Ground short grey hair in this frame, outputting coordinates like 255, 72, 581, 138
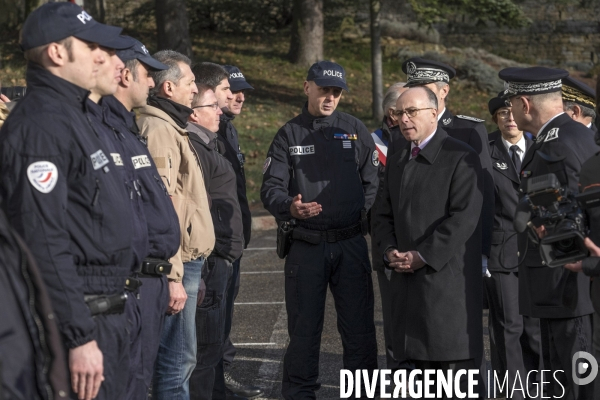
563, 101, 597, 120
382, 82, 406, 113
149, 50, 192, 96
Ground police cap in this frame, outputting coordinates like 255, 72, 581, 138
562, 76, 596, 109
402, 57, 456, 87
223, 65, 254, 92
488, 90, 511, 116
116, 37, 168, 71
498, 66, 568, 97
306, 61, 349, 92
21, 2, 130, 51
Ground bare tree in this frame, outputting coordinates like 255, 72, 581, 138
155, 0, 193, 59
288, 0, 323, 66
370, 0, 383, 121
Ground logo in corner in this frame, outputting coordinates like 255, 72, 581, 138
27, 161, 58, 193
262, 157, 272, 174
572, 351, 598, 386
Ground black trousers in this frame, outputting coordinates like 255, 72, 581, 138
281, 235, 378, 400
126, 275, 170, 400
213, 256, 241, 400
190, 255, 233, 400
77, 309, 129, 400
222, 257, 241, 370
484, 271, 542, 400
540, 315, 593, 400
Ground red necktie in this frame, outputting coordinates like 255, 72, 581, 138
411, 146, 421, 159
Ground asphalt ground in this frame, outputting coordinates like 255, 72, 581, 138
226, 228, 495, 400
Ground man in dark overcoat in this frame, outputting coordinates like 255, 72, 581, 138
374, 86, 484, 397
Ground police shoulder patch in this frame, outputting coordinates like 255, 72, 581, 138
544, 127, 559, 142
456, 115, 485, 123
262, 157, 272, 174
27, 161, 58, 193
372, 150, 380, 167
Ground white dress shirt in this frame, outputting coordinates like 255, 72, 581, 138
502, 135, 526, 162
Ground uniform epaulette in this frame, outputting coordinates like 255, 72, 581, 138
456, 115, 485, 123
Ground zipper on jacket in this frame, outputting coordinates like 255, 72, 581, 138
92, 179, 100, 206
154, 174, 169, 195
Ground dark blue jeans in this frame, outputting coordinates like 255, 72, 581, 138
153, 257, 204, 400
189, 255, 233, 400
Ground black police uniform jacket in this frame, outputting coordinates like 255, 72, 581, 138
102, 95, 181, 262
188, 122, 244, 262
488, 130, 533, 271
261, 105, 378, 230
518, 113, 600, 319
0, 209, 70, 400
218, 114, 252, 248
373, 128, 484, 361
579, 150, 600, 314
437, 109, 494, 257
0, 64, 134, 349
87, 99, 149, 269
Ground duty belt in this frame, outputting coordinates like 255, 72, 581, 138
292, 223, 362, 244
137, 257, 172, 277
84, 292, 127, 316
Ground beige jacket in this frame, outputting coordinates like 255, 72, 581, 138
137, 105, 215, 281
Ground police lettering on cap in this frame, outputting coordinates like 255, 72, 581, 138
498, 66, 569, 98
402, 57, 456, 87
306, 61, 350, 92
488, 90, 511, 116
115, 36, 168, 71
562, 76, 596, 110
222, 65, 254, 92
20, 2, 128, 50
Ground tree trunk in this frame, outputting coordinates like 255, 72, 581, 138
83, 0, 105, 22
288, 0, 323, 66
370, 0, 383, 121
596, 73, 600, 129
155, 0, 193, 60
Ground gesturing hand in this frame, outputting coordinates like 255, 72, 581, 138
290, 194, 322, 220
69, 340, 104, 400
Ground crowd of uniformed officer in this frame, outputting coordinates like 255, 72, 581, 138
2, 2, 600, 400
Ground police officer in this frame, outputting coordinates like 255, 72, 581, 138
261, 61, 378, 399
397, 57, 494, 265
562, 76, 598, 134
499, 66, 600, 399
0, 3, 135, 400
563, 130, 600, 396
484, 93, 540, 399
102, 38, 181, 399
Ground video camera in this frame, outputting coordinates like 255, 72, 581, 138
514, 168, 600, 268
0, 86, 27, 101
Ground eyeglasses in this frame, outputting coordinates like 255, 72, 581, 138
496, 109, 513, 119
193, 103, 219, 110
393, 108, 435, 118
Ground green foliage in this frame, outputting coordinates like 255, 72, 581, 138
408, 0, 531, 28
187, 0, 293, 33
